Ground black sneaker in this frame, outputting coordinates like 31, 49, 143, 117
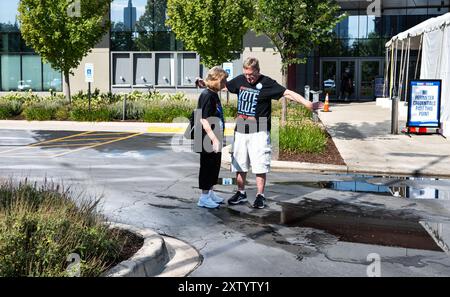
253, 194, 266, 209
228, 191, 247, 205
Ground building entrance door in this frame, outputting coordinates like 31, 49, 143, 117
320, 58, 384, 101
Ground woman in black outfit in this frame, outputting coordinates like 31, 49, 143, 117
197, 66, 228, 209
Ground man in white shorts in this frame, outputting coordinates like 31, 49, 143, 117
225, 57, 314, 209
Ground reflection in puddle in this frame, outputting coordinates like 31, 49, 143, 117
274, 175, 450, 200
282, 204, 444, 252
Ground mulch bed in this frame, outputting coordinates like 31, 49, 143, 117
278, 135, 346, 166
106, 228, 144, 270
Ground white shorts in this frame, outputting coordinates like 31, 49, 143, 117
231, 131, 272, 174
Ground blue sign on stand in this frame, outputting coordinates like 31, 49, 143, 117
374, 76, 386, 98
407, 80, 442, 128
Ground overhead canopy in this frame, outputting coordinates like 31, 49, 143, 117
385, 12, 450, 49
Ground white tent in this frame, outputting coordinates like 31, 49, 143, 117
385, 12, 450, 137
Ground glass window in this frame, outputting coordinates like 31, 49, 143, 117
0, 33, 20, 52
337, 15, 359, 39
111, 0, 148, 32
22, 55, 42, 91
1, 54, 20, 91
358, 38, 383, 57
43, 62, 62, 92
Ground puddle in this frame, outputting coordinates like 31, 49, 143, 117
283, 207, 443, 252
217, 178, 249, 186
218, 178, 237, 186
274, 174, 450, 200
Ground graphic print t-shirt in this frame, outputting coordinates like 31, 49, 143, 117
226, 74, 286, 133
197, 89, 225, 141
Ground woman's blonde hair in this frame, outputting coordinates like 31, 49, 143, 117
205, 66, 229, 92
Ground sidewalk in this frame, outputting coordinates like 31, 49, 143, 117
317, 101, 450, 177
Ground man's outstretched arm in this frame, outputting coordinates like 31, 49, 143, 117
283, 89, 312, 110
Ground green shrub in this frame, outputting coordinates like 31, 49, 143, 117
273, 101, 312, 121
142, 103, 192, 122
21, 97, 68, 121
69, 107, 113, 122
23, 105, 56, 121
55, 106, 70, 121
279, 121, 327, 154
223, 103, 238, 118
0, 180, 125, 277
0, 100, 23, 119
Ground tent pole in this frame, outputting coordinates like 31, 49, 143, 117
390, 44, 395, 99
414, 35, 423, 79
393, 41, 398, 97
404, 38, 411, 103
384, 47, 390, 98
398, 40, 405, 99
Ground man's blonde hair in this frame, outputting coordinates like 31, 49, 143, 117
205, 66, 229, 92
243, 57, 260, 72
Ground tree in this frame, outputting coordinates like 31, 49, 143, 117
166, 0, 253, 68
250, 0, 344, 123
18, 0, 111, 102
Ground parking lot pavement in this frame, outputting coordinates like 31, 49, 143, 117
0, 131, 143, 159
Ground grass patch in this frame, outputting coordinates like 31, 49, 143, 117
0, 180, 126, 277
279, 121, 328, 154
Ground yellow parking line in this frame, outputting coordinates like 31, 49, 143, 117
81, 132, 136, 137
35, 143, 103, 148
146, 127, 234, 136
51, 133, 143, 158
44, 137, 125, 142
0, 131, 93, 154
29, 131, 94, 146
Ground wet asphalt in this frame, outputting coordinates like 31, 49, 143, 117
1, 129, 450, 277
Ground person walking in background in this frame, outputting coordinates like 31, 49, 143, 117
340, 67, 354, 101
197, 67, 228, 209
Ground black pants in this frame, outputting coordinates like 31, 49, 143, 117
199, 152, 222, 190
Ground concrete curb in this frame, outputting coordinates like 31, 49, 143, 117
221, 145, 349, 174
103, 222, 202, 277
103, 222, 170, 277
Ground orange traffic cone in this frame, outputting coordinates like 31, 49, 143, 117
323, 93, 330, 112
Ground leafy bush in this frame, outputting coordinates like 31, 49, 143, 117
0, 180, 125, 277
55, 106, 70, 121
143, 102, 193, 122
69, 107, 114, 122
23, 104, 56, 121
279, 121, 328, 154
0, 99, 23, 119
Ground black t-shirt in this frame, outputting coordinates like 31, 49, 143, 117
197, 88, 225, 144
226, 74, 286, 133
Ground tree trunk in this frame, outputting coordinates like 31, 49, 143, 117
64, 71, 71, 104
281, 67, 288, 126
